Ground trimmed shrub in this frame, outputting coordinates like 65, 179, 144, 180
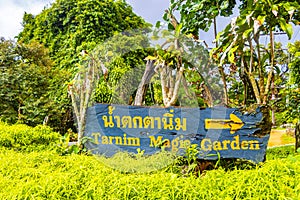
0, 149, 299, 199
0, 121, 60, 151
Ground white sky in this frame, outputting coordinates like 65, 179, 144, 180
0, 0, 298, 47
0, 0, 53, 40
0, 0, 170, 40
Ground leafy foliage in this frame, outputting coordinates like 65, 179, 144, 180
18, 0, 149, 69
15, 0, 150, 132
266, 145, 296, 160
0, 39, 53, 125
0, 123, 299, 199
141, 25, 222, 107
288, 41, 300, 87
277, 41, 300, 124
211, 0, 299, 106
166, 0, 236, 35
0, 121, 60, 151
90, 31, 153, 104
166, 0, 299, 108
0, 38, 74, 132
0, 145, 299, 199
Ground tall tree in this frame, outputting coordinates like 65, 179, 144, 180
165, 0, 237, 105
134, 24, 219, 107
18, 0, 149, 69
279, 41, 300, 124
212, 0, 300, 106
16, 0, 150, 132
167, 0, 300, 107
167, 0, 236, 38
0, 38, 55, 126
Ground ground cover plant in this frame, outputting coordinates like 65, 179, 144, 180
1, 0, 299, 198
0, 123, 299, 199
0, 121, 60, 152
0, 147, 299, 199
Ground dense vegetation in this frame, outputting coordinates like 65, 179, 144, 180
0, 121, 60, 151
0, 122, 299, 199
1, 0, 150, 133
0, 0, 299, 134
1, 149, 299, 199
0, 38, 73, 129
0, 1, 299, 198
18, 0, 148, 69
164, 0, 299, 124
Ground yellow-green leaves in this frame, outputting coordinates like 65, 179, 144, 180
0, 122, 60, 151
279, 18, 293, 39
272, 5, 278, 16
145, 55, 157, 61
0, 144, 299, 199
228, 46, 239, 63
243, 28, 252, 39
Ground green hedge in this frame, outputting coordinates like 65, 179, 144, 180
267, 145, 295, 160
0, 148, 299, 199
0, 123, 299, 199
0, 121, 60, 151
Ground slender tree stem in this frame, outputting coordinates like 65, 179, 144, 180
263, 29, 274, 104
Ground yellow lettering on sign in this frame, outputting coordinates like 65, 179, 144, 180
163, 139, 171, 148
115, 136, 122, 145
200, 136, 260, 151
92, 132, 101, 144
127, 137, 140, 146
231, 135, 240, 150
201, 139, 212, 151
213, 141, 223, 151
249, 140, 260, 150
109, 136, 114, 144
222, 140, 230, 150
241, 141, 248, 150
182, 140, 191, 149
149, 136, 163, 147
149, 135, 191, 152
102, 136, 108, 144
98, 133, 140, 147
171, 137, 179, 151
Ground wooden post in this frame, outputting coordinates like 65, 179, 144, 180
295, 122, 300, 152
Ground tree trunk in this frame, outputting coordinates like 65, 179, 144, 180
263, 29, 275, 104
254, 35, 265, 99
295, 122, 300, 152
68, 55, 101, 144
271, 109, 275, 126
248, 73, 261, 105
271, 79, 276, 125
165, 67, 184, 107
213, 17, 218, 48
133, 60, 156, 106
246, 39, 261, 105
218, 66, 229, 105
214, 17, 228, 105
202, 84, 213, 107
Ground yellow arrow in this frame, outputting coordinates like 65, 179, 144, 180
205, 114, 244, 134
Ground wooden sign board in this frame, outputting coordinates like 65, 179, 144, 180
84, 104, 270, 163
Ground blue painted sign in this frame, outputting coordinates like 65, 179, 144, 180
84, 104, 270, 163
